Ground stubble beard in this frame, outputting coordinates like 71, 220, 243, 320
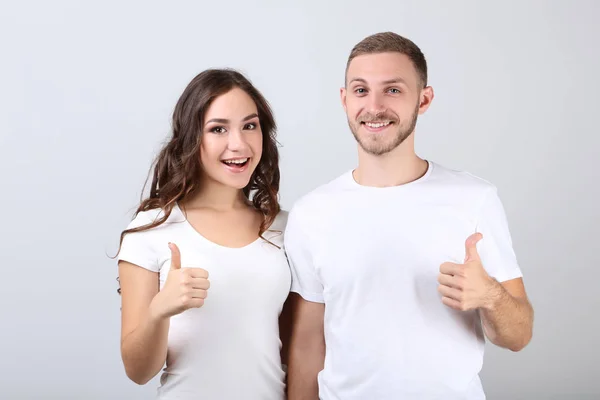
348, 102, 420, 156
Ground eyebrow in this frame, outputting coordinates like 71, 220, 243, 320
349, 77, 408, 86
205, 113, 258, 125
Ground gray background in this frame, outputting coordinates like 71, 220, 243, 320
1, 0, 598, 399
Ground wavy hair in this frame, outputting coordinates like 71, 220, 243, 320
115, 69, 280, 279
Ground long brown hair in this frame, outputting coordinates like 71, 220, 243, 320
117, 68, 281, 258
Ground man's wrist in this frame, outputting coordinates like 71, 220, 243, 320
480, 277, 503, 311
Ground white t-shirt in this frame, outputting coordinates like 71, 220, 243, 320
284, 161, 523, 400
117, 204, 291, 400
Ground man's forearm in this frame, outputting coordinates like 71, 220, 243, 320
480, 279, 534, 351
287, 345, 324, 400
286, 295, 326, 399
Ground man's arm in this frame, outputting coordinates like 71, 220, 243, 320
479, 277, 533, 351
287, 293, 325, 400
279, 294, 293, 367
438, 233, 534, 352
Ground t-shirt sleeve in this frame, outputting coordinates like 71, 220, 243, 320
284, 205, 324, 303
475, 187, 523, 282
117, 211, 160, 273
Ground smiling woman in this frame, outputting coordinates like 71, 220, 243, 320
113, 69, 292, 400
200, 91, 263, 187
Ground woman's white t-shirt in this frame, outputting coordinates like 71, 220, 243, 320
117, 204, 291, 400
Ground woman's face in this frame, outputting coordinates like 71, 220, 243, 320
199, 87, 263, 190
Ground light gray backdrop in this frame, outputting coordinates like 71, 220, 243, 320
1, 0, 598, 399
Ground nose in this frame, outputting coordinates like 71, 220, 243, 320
227, 128, 250, 152
366, 92, 385, 115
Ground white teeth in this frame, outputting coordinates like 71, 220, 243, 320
365, 122, 391, 128
223, 158, 248, 165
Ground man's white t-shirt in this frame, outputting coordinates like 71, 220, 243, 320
284, 161, 523, 400
117, 204, 291, 400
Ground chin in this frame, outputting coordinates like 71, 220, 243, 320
218, 176, 252, 190
206, 159, 259, 190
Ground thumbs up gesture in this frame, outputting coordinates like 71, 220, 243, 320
149, 242, 210, 320
437, 233, 495, 311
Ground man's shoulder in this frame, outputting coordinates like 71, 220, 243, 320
289, 170, 353, 216
428, 161, 498, 195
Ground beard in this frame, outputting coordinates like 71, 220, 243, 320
348, 102, 420, 156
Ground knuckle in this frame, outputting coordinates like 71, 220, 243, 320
181, 295, 191, 307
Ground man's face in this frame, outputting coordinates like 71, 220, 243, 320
341, 52, 433, 156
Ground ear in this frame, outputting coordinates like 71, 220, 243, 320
340, 86, 348, 112
418, 86, 434, 115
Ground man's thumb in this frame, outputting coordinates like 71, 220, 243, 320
464, 233, 483, 263
169, 242, 182, 270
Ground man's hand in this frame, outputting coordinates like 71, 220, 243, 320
437, 233, 498, 311
437, 232, 533, 351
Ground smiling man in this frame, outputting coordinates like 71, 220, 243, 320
284, 32, 534, 400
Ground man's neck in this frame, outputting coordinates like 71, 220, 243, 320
353, 136, 429, 188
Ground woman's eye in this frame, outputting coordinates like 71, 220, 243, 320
211, 126, 226, 134
244, 123, 257, 130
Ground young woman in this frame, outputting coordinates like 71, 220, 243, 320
116, 69, 292, 399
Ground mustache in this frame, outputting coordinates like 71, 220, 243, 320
358, 112, 397, 123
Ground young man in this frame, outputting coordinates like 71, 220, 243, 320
284, 32, 534, 400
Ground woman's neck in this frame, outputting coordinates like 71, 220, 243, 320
182, 180, 248, 212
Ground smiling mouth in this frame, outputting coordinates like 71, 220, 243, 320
361, 121, 394, 131
221, 157, 249, 170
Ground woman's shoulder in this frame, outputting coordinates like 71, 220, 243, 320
269, 209, 289, 232
257, 209, 288, 246
125, 205, 183, 231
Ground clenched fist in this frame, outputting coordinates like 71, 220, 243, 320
437, 233, 495, 312
149, 242, 210, 320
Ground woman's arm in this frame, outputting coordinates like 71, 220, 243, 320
118, 261, 170, 385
